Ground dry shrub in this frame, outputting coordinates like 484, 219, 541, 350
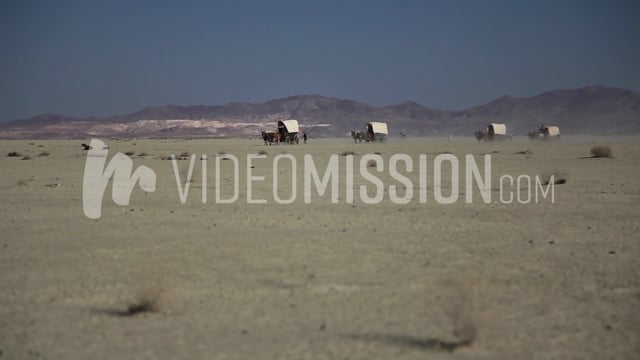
449, 282, 478, 345
590, 145, 612, 158
21, 155, 31, 160
159, 153, 189, 160
258, 150, 268, 155
169, 152, 191, 160
7, 151, 21, 157
341, 151, 355, 156
126, 270, 166, 316
124, 151, 135, 156
367, 159, 377, 167
547, 178, 566, 185
37, 151, 50, 157
444, 278, 492, 350
541, 169, 568, 185
17, 179, 27, 186
514, 150, 532, 155
216, 151, 233, 160
137, 152, 149, 157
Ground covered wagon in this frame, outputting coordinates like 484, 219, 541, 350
278, 119, 300, 144
528, 125, 560, 140
488, 123, 507, 138
542, 125, 560, 138
475, 123, 508, 141
366, 122, 389, 142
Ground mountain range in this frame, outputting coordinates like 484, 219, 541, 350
1, 85, 639, 139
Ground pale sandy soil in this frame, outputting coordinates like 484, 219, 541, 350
1, 136, 639, 359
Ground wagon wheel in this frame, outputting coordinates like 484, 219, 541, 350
294, 134, 299, 144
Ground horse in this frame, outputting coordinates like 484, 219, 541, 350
261, 131, 281, 145
528, 130, 544, 140
474, 131, 489, 142
350, 130, 365, 143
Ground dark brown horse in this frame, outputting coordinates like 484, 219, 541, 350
351, 131, 366, 143
528, 131, 543, 140
474, 131, 489, 142
261, 131, 281, 145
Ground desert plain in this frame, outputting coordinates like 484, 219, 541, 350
0, 136, 639, 359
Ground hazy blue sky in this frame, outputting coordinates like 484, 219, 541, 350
1, 0, 639, 121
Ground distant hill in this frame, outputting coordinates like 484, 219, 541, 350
447, 85, 640, 134
1, 85, 639, 139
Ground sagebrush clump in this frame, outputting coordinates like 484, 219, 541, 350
590, 145, 613, 158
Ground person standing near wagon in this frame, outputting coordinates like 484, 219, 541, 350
303, 132, 308, 144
